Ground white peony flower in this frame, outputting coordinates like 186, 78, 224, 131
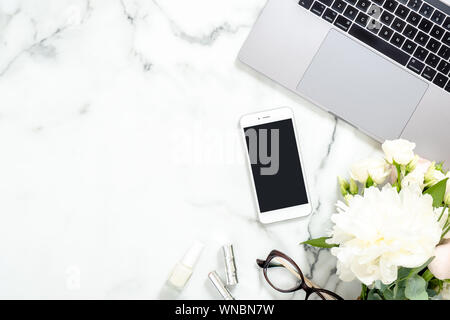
382, 139, 416, 165
401, 158, 432, 190
328, 185, 441, 286
350, 158, 391, 185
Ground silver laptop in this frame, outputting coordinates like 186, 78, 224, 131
239, 0, 450, 162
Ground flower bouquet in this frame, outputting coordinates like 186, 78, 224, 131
303, 139, 450, 300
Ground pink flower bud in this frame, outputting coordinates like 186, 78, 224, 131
429, 241, 450, 280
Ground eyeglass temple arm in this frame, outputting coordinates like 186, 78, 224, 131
272, 257, 337, 300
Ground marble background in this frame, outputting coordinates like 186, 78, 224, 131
0, 0, 387, 299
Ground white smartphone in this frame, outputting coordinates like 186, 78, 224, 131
240, 107, 312, 224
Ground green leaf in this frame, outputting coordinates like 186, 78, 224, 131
424, 178, 449, 208
398, 257, 434, 281
429, 278, 443, 293
405, 275, 428, 300
374, 280, 390, 293
394, 282, 407, 300
300, 237, 338, 248
367, 290, 383, 300
427, 289, 438, 298
383, 289, 394, 300
366, 176, 374, 188
397, 267, 411, 280
435, 162, 445, 174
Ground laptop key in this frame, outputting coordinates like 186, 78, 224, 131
348, 24, 410, 65
380, 25, 395, 40
425, 53, 440, 68
431, 11, 445, 25
442, 32, 450, 46
437, 60, 450, 75
426, 38, 441, 53
446, 82, 450, 93
407, 57, 425, 74
406, 11, 421, 26
367, 3, 383, 18
355, 11, 370, 26
414, 31, 429, 46
413, 46, 429, 61
433, 73, 448, 88
332, 0, 347, 13
418, 18, 433, 33
422, 66, 437, 81
372, 0, 384, 5
344, 0, 358, 5
430, 25, 445, 40
402, 39, 417, 54
383, 0, 398, 12
356, 0, 372, 12
407, 0, 422, 11
311, 2, 326, 16
323, 8, 338, 22
380, 11, 395, 25
392, 18, 406, 32
344, 5, 358, 20
318, 0, 333, 6
438, 45, 450, 60
403, 24, 417, 39
299, 0, 315, 9
395, 5, 410, 19
391, 32, 406, 47
444, 17, 450, 31
334, 15, 353, 31
367, 18, 382, 33
418, 3, 433, 18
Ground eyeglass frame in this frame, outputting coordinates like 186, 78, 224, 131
256, 249, 344, 300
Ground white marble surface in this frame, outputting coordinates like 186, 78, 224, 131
0, 0, 383, 299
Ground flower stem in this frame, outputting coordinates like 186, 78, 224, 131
360, 284, 368, 300
422, 269, 434, 282
442, 225, 450, 240
395, 163, 402, 192
438, 205, 448, 222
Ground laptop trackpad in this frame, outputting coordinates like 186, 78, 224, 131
296, 29, 428, 139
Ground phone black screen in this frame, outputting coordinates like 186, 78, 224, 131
244, 119, 308, 213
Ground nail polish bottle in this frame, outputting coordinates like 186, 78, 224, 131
167, 240, 204, 290
159, 241, 204, 299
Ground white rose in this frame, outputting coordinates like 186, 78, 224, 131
382, 139, 416, 165
401, 158, 432, 190
350, 158, 391, 185
424, 164, 446, 187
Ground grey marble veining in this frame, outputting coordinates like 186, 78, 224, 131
0, 0, 382, 299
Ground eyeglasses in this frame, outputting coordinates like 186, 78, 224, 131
256, 250, 344, 300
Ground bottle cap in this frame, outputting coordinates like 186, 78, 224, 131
223, 244, 238, 286
181, 241, 204, 268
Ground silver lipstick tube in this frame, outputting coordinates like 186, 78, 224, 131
222, 244, 238, 286
208, 271, 234, 300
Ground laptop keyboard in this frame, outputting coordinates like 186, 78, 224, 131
298, 0, 450, 93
